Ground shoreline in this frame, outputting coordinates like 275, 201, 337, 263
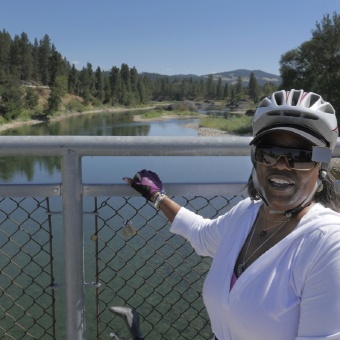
0, 107, 229, 137
0, 106, 156, 133
133, 114, 230, 137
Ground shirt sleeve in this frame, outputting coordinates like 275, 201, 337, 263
296, 226, 340, 339
169, 207, 222, 257
170, 198, 256, 258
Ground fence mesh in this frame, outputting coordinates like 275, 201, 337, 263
0, 197, 56, 340
92, 194, 245, 340
0, 193, 245, 340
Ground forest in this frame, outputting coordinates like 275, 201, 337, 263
0, 30, 277, 123
0, 12, 339, 124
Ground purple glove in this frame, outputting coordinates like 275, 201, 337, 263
126, 169, 164, 200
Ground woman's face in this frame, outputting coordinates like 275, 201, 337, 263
255, 131, 321, 212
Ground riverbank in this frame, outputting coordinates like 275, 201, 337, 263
0, 106, 157, 133
133, 114, 231, 136
0, 106, 231, 137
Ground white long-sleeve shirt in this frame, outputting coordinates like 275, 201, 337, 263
170, 198, 340, 340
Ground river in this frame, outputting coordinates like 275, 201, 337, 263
0, 110, 253, 184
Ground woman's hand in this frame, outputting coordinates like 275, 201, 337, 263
123, 169, 164, 201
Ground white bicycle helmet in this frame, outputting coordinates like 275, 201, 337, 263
250, 89, 338, 150
250, 89, 339, 216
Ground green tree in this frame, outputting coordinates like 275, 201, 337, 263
38, 34, 52, 85
103, 76, 111, 104
25, 87, 39, 109
120, 63, 132, 105
109, 66, 121, 104
235, 76, 243, 96
31, 38, 40, 82
78, 63, 95, 105
19, 32, 33, 81
49, 45, 68, 87
0, 73, 23, 120
10, 35, 22, 78
206, 74, 215, 98
46, 75, 67, 114
216, 77, 223, 99
248, 72, 259, 102
68, 64, 79, 94
0, 30, 12, 74
94, 66, 105, 102
279, 12, 340, 114
223, 82, 229, 99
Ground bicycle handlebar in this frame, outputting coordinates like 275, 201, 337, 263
109, 306, 144, 340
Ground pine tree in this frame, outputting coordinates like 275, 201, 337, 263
31, 38, 40, 83
94, 67, 105, 102
109, 66, 122, 105
223, 82, 229, 99
46, 74, 68, 114
216, 77, 223, 99
248, 72, 259, 103
49, 45, 67, 87
19, 32, 33, 81
25, 87, 39, 109
206, 74, 215, 98
103, 76, 111, 104
38, 34, 52, 85
0, 30, 12, 74
10, 35, 22, 78
68, 64, 79, 95
0, 73, 23, 120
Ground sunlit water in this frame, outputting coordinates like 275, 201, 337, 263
0, 111, 252, 184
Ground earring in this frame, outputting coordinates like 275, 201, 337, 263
317, 183, 324, 193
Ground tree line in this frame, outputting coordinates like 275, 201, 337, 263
0, 29, 278, 122
1, 11, 339, 123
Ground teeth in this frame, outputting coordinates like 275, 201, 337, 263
270, 178, 291, 184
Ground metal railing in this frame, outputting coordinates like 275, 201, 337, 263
0, 136, 339, 340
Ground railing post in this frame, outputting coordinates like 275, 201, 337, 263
61, 150, 85, 339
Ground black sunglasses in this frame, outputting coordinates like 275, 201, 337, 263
254, 145, 317, 171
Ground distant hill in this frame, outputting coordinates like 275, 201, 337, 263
202, 69, 281, 86
142, 69, 281, 86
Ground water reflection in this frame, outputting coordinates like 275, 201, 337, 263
0, 111, 201, 183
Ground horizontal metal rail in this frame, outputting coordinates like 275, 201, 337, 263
0, 135, 339, 340
0, 136, 339, 157
0, 135, 253, 156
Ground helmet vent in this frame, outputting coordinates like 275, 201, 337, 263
283, 111, 300, 117
291, 90, 302, 106
302, 113, 318, 120
308, 94, 320, 107
274, 92, 284, 105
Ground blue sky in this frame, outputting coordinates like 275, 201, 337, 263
1, 0, 339, 76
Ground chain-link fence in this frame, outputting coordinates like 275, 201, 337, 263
0, 193, 245, 340
0, 135, 269, 339
0, 197, 57, 339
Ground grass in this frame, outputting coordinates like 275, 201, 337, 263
199, 115, 253, 135
140, 109, 199, 119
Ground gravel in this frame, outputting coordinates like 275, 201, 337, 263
182, 122, 232, 137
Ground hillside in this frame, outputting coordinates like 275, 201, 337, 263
142, 69, 281, 86
202, 69, 281, 86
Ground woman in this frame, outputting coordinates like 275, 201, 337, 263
124, 90, 340, 339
